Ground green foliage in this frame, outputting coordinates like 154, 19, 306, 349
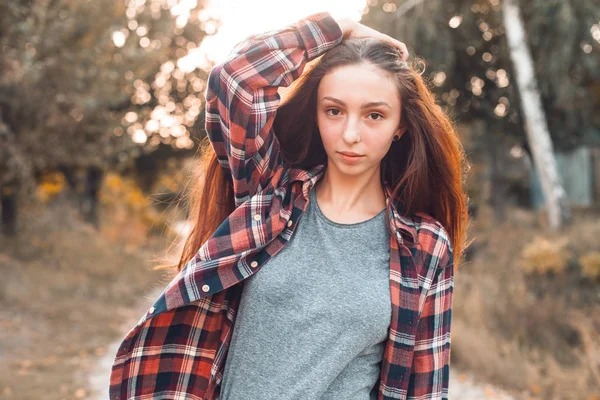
520, 0, 600, 150
362, 0, 600, 151
0, 0, 215, 182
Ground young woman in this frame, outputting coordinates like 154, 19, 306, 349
110, 12, 469, 400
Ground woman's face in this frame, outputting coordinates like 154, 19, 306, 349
316, 62, 404, 179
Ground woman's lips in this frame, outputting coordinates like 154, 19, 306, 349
338, 152, 364, 163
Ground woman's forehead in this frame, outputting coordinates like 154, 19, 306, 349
317, 64, 400, 105
323, 62, 393, 80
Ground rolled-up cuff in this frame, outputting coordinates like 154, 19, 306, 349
296, 12, 344, 60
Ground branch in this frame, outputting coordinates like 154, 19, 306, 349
395, 0, 428, 19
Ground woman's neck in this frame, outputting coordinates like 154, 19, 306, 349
314, 165, 386, 222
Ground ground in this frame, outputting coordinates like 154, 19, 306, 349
0, 203, 175, 400
450, 206, 600, 400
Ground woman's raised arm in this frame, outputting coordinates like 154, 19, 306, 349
204, 12, 343, 207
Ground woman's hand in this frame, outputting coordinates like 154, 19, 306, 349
336, 18, 409, 61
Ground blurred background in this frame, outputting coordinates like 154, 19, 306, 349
1, 0, 599, 399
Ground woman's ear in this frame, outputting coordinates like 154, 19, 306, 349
395, 123, 408, 138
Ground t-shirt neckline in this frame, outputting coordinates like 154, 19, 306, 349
309, 185, 386, 229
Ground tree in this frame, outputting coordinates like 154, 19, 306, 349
503, 0, 570, 228
363, 0, 600, 149
0, 0, 218, 233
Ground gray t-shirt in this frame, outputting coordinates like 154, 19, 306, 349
219, 184, 392, 400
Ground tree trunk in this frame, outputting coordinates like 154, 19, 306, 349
82, 166, 103, 228
503, 0, 571, 229
490, 136, 507, 222
1, 183, 18, 236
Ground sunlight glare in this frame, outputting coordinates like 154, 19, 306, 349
195, 0, 367, 66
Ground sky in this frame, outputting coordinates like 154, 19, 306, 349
197, 0, 368, 64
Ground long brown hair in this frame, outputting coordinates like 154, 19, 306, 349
173, 37, 470, 273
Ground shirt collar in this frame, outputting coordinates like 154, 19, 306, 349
382, 183, 418, 245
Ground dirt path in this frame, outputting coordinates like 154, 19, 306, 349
87, 221, 189, 399
88, 287, 163, 399
0, 206, 177, 400
449, 371, 516, 399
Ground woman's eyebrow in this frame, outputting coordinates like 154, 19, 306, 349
322, 96, 392, 109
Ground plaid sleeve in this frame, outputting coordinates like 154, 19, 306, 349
406, 243, 454, 400
204, 12, 343, 206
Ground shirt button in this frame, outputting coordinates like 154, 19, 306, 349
287, 220, 293, 227
148, 307, 155, 314
253, 214, 261, 221
250, 261, 258, 268
201, 284, 210, 292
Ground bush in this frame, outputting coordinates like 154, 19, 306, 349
36, 171, 66, 203
520, 236, 573, 275
578, 252, 600, 281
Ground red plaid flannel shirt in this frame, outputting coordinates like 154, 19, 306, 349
110, 12, 454, 400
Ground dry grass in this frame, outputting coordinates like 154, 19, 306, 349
579, 252, 600, 281
520, 236, 572, 275
0, 203, 173, 400
452, 205, 600, 400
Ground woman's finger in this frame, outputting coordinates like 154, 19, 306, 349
376, 31, 409, 59
352, 23, 410, 60
396, 41, 409, 60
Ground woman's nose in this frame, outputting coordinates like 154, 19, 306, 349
342, 119, 361, 143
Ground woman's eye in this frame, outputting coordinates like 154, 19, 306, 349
326, 109, 384, 120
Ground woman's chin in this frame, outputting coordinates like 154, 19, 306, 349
328, 158, 376, 178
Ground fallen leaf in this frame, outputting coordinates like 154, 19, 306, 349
529, 384, 542, 395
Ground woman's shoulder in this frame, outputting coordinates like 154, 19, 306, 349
391, 205, 449, 242
408, 211, 453, 269
413, 211, 450, 239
